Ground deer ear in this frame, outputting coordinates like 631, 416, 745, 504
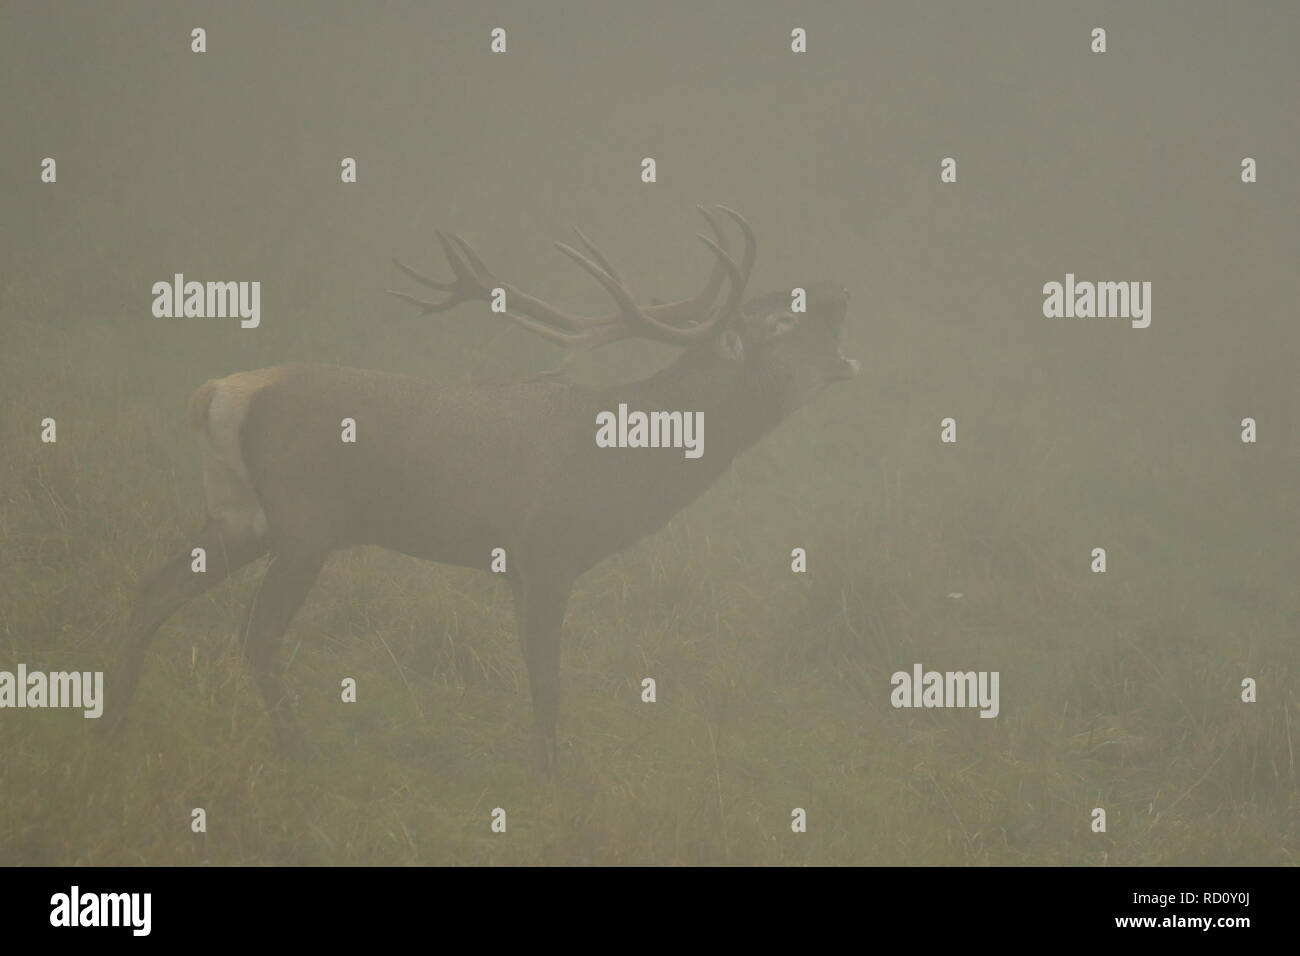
716, 329, 745, 363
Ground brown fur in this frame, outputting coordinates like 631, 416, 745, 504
110, 227, 856, 775
188, 366, 289, 432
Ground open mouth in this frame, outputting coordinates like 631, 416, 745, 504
835, 345, 861, 379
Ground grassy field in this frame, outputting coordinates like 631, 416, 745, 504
1, 301, 1295, 865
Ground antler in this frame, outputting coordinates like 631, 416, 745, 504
387, 205, 756, 372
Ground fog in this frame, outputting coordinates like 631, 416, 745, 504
1, 1, 1296, 865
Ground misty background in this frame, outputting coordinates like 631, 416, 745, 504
1, 1, 1296, 864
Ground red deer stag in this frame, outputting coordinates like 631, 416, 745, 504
105, 206, 859, 772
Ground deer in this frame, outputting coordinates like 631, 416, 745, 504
103, 205, 860, 773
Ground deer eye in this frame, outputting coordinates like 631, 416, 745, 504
765, 311, 799, 337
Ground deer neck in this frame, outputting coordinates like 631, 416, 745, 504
594, 347, 786, 483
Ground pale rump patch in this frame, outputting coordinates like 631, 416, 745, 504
189, 368, 287, 540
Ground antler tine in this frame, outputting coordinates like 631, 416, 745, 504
386, 232, 486, 313
500, 309, 591, 345
552, 241, 640, 314
570, 226, 624, 285
443, 233, 637, 355
693, 232, 745, 330
553, 239, 689, 344
390, 205, 757, 362
445, 233, 495, 280
391, 230, 616, 337
636, 205, 731, 326
385, 288, 453, 314
390, 258, 453, 293
449, 232, 615, 334
713, 205, 756, 292
695, 204, 727, 258
555, 233, 740, 345
568, 211, 735, 327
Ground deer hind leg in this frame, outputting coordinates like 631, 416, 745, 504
106, 379, 278, 734
240, 550, 325, 755
511, 570, 574, 777
103, 519, 266, 734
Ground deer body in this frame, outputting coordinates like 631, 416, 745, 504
213, 355, 779, 572
107, 207, 857, 771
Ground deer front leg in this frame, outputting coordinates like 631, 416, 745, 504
511, 569, 574, 777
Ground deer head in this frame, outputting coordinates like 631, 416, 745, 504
386, 205, 859, 412
720, 278, 860, 415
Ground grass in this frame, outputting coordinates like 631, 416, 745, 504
1, 301, 1295, 866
